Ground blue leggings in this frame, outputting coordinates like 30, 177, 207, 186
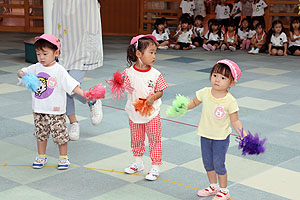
66, 70, 87, 116
201, 135, 230, 175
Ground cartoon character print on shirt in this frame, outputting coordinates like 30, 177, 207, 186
147, 79, 155, 95
280, 38, 283, 46
256, 4, 261, 12
34, 72, 55, 99
224, 8, 229, 15
214, 106, 226, 119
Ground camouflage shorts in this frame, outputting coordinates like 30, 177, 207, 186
33, 113, 69, 145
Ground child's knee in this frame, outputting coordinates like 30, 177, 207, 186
213, 161, 227, 175
277, 50, 283, 56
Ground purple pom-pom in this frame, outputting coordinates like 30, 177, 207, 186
236, 130, 266, 156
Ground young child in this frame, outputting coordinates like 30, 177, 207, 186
249, 18, 259, 39
17, 34, 86, 170
203, 19, 224, 51
221, 21, 238, 51
180, 0, 195, 17
288, 17, 300, 56
215, 0, 230, 29
174, 17, 194, 50
192, 15, 204, 47
230, 0, 242, 29
152, 18, 169, 50
248, 22, 266, 54
187, 59, 246, 200
161, 17, 171, 37
238, 18, 251, 49
124, 35, 168, 180
252, 0, 267, 28
267, 20, 288, 56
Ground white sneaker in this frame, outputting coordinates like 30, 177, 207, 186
90, 100, 103, 126
252, 48, 259, 54
145, 168, 160, 181
190, 44, 196, 49
169, 44, 175, 48
57, 157, 70, 170
69, 122, 80, 141
158, 46, 168, 50
248, 48, 255, 54
32, 157, 47, 169
124, 162, 144, 174
220, 44, 226, 51
229, 46, 236, 51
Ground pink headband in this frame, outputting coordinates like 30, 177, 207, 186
217, 59, 241, 82
130, 34, 157, 49
35, 34, 61, 50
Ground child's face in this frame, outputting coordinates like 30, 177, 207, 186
138, 43, 157, 67
228, 26, 234, 32
212, 24, 218, 31
181, 22, 188, 29
273, 23, 282, 33
35, 47, 58, 67
242, 20, 248, 29
157, 24, 165, 31
211, 72, 233, 91
252, 20, 259, 29
194, 19, 202, 27
256, 26, 263, 34
292, 21, 300, 30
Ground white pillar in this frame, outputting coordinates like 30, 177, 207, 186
43, 0, 54, 34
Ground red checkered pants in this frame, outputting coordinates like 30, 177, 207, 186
129, 113, 162, 165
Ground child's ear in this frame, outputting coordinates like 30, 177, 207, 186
54, 49, 60, 57
136, 50, 142, 58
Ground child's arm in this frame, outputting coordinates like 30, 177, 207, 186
230, 112, 247, 137
289, 31, 298, 42
283, 43, 288, 56
233, 34, 238, 45
187, 97, 201, 110
268, 43, 272, 55
224, 34, 229, 46
146, 91, 163, 106
250, 36, 256, 46
72, 85, 85, 97
17, 70, 24, 78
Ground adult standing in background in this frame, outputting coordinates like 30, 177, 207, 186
52, 0, 103, 141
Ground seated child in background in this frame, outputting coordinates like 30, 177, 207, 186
288, 17, 300, 56
203, 19, 224, 51
267, 20, 287, 56
161, 17, 170, 37
152, 18, 169, 50
248, 22, 266, 54
238, 18, 251, 49
192, 15, 204, 47
249, 19, 259, 39
174, 17, 194, 50
221, 21, 238, 51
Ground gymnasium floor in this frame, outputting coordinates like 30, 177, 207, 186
0, 32, 299, 200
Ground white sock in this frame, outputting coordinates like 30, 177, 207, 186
210, 183, 219, 190
134, 157, 143, 165
220, 187, 229, 194
152, 165, 160, 171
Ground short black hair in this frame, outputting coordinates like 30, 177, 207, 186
195, 15, 204, 21
34, 39, 58, 51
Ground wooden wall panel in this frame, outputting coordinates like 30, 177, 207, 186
100, 0, 139, 36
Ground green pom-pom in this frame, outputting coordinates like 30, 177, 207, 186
166, 94, 189, 117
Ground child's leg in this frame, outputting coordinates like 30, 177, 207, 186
271, 48, 278, 56
129, 119, 146, 157
50, 114, 69, 148
174, 44, 181, 50
160, 41, 169, 46
294, 49, 300, 56
145, 114, 162, 166
242, 40, 246, 49
37, 140, 48, 155
277, 49, 283, 56
218, 173, 228, 188
246, 39, 251, 49
34, 113, 50, 155
58, 143, 68, 156
201, 137, 216, 183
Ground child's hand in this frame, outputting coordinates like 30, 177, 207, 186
284, 52, 287, 56
145, 94, 155, 106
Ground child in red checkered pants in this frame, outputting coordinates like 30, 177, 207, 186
123, 35, 168, 181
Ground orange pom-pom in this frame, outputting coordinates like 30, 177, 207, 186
134, 98, 154, 117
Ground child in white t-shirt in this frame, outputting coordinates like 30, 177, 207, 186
230, 0, 242, 28
252, 0, 267, 27
221, 21, 238, 51
124, 35, 168, 181
152, 18, 169, 50
203, 19, 224, 51
238, 18, 251, 49
17, 34, 87, 170
267, 20, 287, 56
248, 22, 266, 54
288, 17, 300, 56
180, 0, 195, 17
174, 17, 194, 50
215, 0, 230, 29
192, 15, 204, 47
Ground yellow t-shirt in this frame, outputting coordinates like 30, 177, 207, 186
196, 87, 239, 140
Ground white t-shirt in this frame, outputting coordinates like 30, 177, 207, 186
152, 30, 169, 42
176, 29, 193, 43
289, 32, 300, 47
271, 32, 287, 47
238, 28, 250, 40
180, 0, 195, 16
252, 0, 267, 17
193, 26, 204, 38
124, 66, 168, 123
249, 30, 256, 38
165, 27, 171, 36
226, 31, 236, 43
204, 31, 224, 42
215, 4, 230, 19
231, 2, 242, 18
22, 63, 79, 114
